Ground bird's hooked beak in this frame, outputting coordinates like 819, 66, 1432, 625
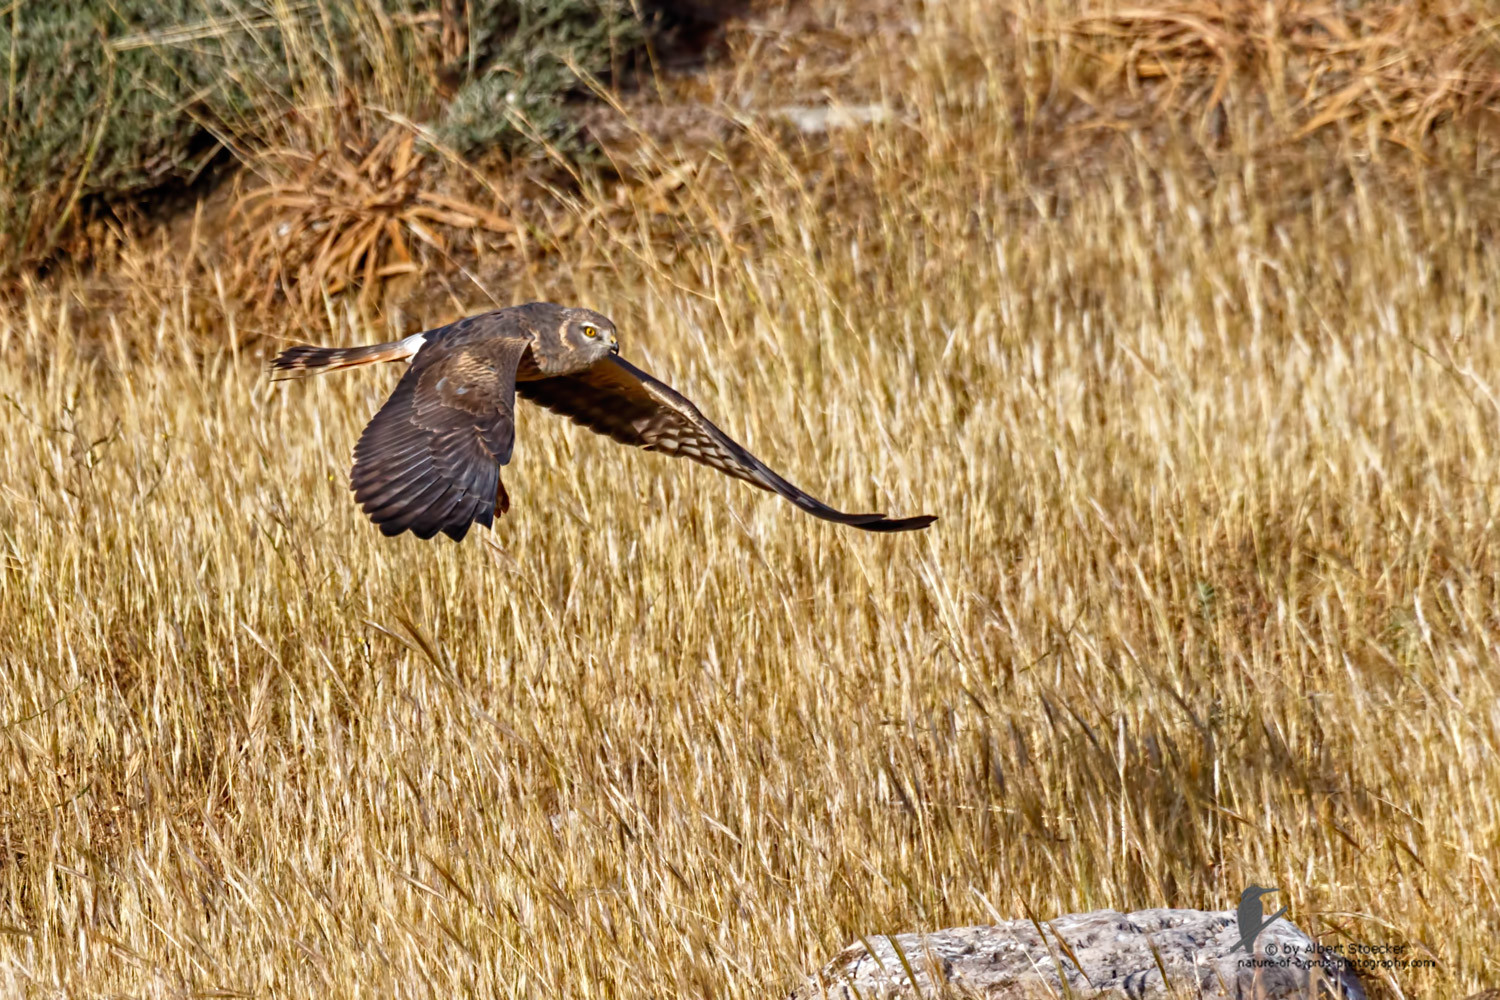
608, 335, 619, 354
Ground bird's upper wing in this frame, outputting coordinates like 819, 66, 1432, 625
516, 356, 935, 532
351, 334, 530, 541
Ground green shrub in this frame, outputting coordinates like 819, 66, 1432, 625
1, 0, 223, 267
438, 0, 645, 156
0, 0, 652, 274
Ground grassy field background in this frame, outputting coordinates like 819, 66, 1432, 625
3, 0, 1499, 996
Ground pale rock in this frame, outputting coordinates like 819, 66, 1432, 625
799, 908, 1366, 999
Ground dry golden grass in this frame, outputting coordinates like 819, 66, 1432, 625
3, 1, 1500, 997
1052, 0, 1500, 143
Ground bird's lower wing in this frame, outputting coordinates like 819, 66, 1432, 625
516, 356, 935, 532
351, 336, 529, 541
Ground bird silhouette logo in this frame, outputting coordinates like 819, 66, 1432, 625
1231, 885, 1289, 953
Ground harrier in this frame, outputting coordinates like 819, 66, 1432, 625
270, 303, 935, 541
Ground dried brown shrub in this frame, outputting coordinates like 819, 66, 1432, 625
230, 123, 517, 314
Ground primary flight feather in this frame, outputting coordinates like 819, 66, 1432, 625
270, 303, 936, 541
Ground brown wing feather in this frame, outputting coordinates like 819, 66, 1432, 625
351, 335, 530, 541
516, 356, 936, 532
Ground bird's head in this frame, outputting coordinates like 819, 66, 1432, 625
1241, 885, 1278, 903
561, 306, 618, 360
527, 303, 620, 374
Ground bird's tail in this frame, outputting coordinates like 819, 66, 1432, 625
269, 333, 426, 381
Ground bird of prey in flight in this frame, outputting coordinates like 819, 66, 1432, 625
270, 302, 936, 541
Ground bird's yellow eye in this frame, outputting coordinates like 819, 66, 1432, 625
582, 324, 598, 338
